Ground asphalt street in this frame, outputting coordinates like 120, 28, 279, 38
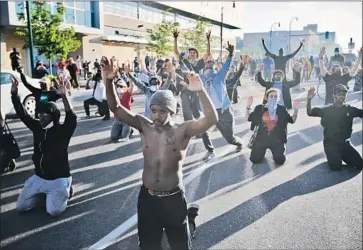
1, 76, 362, 250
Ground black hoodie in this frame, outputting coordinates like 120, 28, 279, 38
11, 94, 77, 180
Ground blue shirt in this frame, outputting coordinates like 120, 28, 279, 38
263, 57, 274, 71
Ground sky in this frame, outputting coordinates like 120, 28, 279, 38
239, 2, 362, 51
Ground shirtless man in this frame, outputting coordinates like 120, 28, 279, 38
103, 57, 218, 250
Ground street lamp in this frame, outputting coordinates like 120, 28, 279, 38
269, 22, 280, 50
25, 1, 35, 76
288, 17, 298, 53
220, 2, 236, 58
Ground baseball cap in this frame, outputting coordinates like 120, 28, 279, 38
333, 84, 348, 93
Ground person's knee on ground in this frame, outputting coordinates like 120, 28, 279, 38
46, 189, 69, 217
328, 163, 342, 171
273, 154, 286, 165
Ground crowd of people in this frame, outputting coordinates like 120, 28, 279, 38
1, 29, 363, 250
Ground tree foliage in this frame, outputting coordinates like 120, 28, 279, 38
183, 17, 211, 53
16, 1, 81, 60
146, 9, 179, 56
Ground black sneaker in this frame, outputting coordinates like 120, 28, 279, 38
187, 204, 199, 240
8, 159, 17, 172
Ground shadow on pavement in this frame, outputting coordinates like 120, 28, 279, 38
192, 162, 361, 249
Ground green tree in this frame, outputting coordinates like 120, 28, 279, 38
183, 17, 211, 53
146, 9, 179, 56
16, 1, 81, 61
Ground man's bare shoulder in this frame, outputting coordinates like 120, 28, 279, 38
135, 114, 153, 131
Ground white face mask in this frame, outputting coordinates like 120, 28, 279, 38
267, 96, 278, 120
44, 122, 54, 129
150, 86, 157, 92
116, 88, 123, 95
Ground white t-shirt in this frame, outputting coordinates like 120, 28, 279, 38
93, 81, 106, 102
58, 69, 71, 81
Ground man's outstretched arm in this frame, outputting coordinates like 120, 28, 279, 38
261, 38, 276, 58
286, 42, 303, 59
103, 57, 143, 131
183, 74, 218, 137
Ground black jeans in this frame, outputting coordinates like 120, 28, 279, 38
324, 140, 363, 171
202, 106, 243, 152
250, 135, 286, 165
84, 98, 110, 118
70, 74, 79, 88
227, 87, 239, 104
137, 185, 191, 250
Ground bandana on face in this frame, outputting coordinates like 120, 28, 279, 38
150, 85, 158, 92
267, 95, 278, 120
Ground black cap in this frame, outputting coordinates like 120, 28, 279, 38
333, 84, 348, 93
334, 47, 339, 52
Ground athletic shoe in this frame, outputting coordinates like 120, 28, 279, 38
8, 159, 17, 172
236, 144, 243, 152
202, 151, 216, 162
188, 204, 199, 240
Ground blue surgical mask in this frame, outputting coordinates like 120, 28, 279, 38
274, 80, 282, 84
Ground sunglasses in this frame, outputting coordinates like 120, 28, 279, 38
149, 80, 159, 86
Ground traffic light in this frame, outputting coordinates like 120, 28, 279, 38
325, 31, 329, 40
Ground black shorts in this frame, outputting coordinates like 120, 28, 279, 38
137, 185, 191, 250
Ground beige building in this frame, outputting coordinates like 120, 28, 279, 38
1, 1, 242, 76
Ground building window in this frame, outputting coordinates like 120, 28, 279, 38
103, 2, 137, 19
76, 10, 86, 26
15, 1, 24, 17
64, 7, 75, 24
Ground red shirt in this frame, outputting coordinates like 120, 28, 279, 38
114, 91, 132, 119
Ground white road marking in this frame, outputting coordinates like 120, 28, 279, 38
87, 145, 238, 250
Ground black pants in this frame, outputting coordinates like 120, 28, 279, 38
84, 98, 110, 118
137, 185, 191, 250
227, 87, 239, 104
324, 140, 363, 171
70, 74, 79, 88
250, 136, 286, 165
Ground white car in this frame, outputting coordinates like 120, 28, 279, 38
1, 70, 40, 118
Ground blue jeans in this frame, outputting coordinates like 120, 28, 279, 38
110, 120, 131, 142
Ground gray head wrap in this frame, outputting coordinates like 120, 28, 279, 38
149, 90, 177, 115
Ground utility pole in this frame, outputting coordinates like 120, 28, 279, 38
26, 1, 35, 76
220, 6, 223, 59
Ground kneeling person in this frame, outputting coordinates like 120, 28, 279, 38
11, 77, 77, 216
307, 85, 363, 171
246, 88, 300, 164
103, 57, 218, 249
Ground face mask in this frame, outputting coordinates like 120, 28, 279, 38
267, 98, 278, 120
150, 85, 157, 92
44, 122, 54, 129
335, 52, 339, 56
274, 80, 282, 84
116, 88, 123, 95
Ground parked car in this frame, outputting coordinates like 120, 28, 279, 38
1, 70, 40, 118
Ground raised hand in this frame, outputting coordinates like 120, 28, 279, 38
261, 38, 265, 43
172, 29, 179, 39
180, 72, 204, 92
102, 56, 118, 81
240, 55, 250, 66
226, 41, 234, 55
293, 99, 301, 110
246, 96, 253, 108
56, 81, 67, 97
10, 76, 19, 95
206, 30, 211, 41
319, 46, 326, 58
307, 87, 316, 100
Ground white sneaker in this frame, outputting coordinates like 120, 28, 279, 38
202, 151, 216, 162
